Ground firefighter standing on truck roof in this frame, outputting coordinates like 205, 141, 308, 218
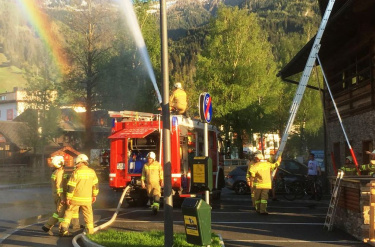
341, 156, 357, 175
141, 152, 163, 214
42, 156, 66, 235
169, 82, 187, 115
249, 153, 281, 215
59, 154, 99, 236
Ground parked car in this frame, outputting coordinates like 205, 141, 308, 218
225, 159, 308, 195
225, 165, 249, 195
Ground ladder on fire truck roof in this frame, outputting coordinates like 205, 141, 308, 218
109, 110, 159, 121
275, 0, 336, 160
324, 170, 344, 231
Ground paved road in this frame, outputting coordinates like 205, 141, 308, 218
0, 184, 369, 247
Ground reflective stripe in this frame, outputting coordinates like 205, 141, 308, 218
57, 188, 63, 193
261, 200, 268, 204
58, 218, 64, 222
51, 174, 56, 180
71, 196, 92, 203
67, 192, 73, 199
53, 213, 59, 219
256, 183, 271, 189
171, 174, 181, 178
109, 173, 116, 178
62, 218, 71, 224
86, 223, 94, 229
72, 213, 79, 218
93, 189, 99, 196
68, 181, 77, 187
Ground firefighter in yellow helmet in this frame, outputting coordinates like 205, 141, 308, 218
141, 152, 163, 214
169, 82, 187, 115
341, 156, 357, 175
59, 154, 99, 236
42, 156, 65, 235
249, 153, 281, 215
246, 154, 262, 207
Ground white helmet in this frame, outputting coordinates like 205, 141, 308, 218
174, 82, 182, 89
147, 152, 156, 160
52, 156, 64, 168
75, 154, 89, 165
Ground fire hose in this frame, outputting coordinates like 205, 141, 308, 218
72, 184, 131, 247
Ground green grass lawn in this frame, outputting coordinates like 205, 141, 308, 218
0, 66, 27, 92
87, 229, 222, 247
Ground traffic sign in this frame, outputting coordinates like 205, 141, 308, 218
199, 93, 212, 123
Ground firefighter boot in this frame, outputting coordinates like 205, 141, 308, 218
42, 226, 54, 236
152, 202, 159, 215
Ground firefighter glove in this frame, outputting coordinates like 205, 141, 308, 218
92, 197, 96, 203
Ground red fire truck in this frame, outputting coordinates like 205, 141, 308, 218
108, 110, 225, 206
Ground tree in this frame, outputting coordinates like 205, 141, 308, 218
195, 5, 282, 157
60, 0, 116, 150
97, 1, 162, 113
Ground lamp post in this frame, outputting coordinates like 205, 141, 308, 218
160, 0, 173, 246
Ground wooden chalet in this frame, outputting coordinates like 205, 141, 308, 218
278, 0, 375, 171
47, 146, 81, 168
0, 121, 31, 162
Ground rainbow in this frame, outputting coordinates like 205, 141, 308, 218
16, 0, 69, 74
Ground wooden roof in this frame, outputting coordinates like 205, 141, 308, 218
0, 121, 30, 149
278, 0, 375, 79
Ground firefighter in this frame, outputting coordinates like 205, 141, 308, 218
246, 154, 260, 207
59, 154, 99, 236
169, 82, 187, 115
249, 153, 281, 215
141, 151, 163, 214
360, 150, 375, 176
42, 156, 66, 235
341, 156, 357, 175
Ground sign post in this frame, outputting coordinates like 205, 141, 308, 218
199, 93, 212, 204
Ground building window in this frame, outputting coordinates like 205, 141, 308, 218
363, 140, 373, 164
5, 144, 10, 151
6, 109, 13, 120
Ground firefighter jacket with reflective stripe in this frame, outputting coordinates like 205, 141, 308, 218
141, 160, 163, 183
360, 163, 375, 176
66, 164, 99, 205
51, 168, 64, 198
169, 88, 187, 114
250, 161, 278, 189
341, 164, 357, 175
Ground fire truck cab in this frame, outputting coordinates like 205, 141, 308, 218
108, 110, 225, 206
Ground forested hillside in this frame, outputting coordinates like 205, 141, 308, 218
0, 0, 324, 155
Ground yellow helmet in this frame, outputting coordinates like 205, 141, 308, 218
75, 154, 89, 165
51, 156, 64, 168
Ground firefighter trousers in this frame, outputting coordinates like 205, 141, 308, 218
254, 189, 269, 213
44, 197, 80, 230
44, 196, 66, 229
60, 204, 94, 234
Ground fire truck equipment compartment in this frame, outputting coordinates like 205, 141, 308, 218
108, 127, 157, 139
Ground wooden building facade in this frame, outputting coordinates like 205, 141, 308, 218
278, 0, 375, 173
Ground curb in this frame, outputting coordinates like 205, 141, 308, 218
78, 234, 104, 247
217, 233, 225, 247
